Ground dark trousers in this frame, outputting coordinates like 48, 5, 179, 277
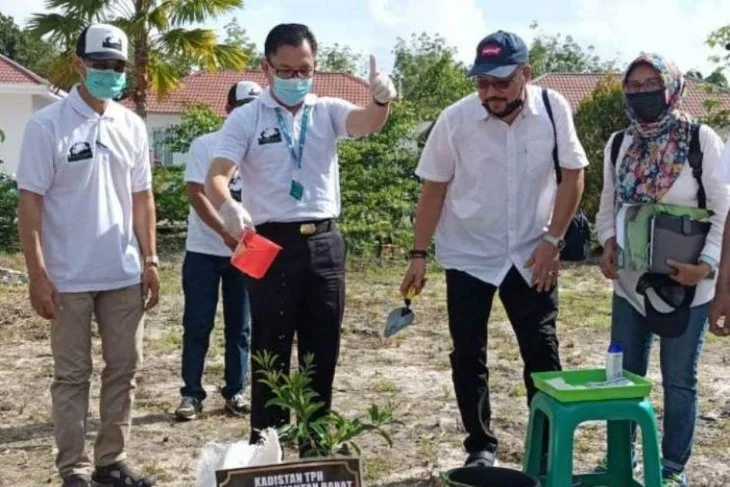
446, 266, 561, 454
247, 222, 346, 450
181, 251, 251, 401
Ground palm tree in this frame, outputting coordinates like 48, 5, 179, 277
30, 0, 248, 119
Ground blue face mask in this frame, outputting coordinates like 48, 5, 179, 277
85, 68, 126, 101
272, 76, 313, 106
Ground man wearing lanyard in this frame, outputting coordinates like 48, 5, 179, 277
175, 81, 262, 421
204, 23, 397, 454
16, 24, 158, 487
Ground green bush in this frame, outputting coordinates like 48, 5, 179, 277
574, 76, 629, 221
164, 104, 224, 154
0, 172, 19, 251
152, 165, 188, 225
338, 103, 422, 256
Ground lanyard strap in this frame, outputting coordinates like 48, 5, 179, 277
275, 106, 312, 169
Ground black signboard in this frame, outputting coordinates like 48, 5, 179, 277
216, 457, 362, 487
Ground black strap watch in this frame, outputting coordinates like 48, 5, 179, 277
408, 249, 428, 259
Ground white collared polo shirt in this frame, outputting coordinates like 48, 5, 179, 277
16, 85, 152, 293
185, 129, 243, 256
416, 84, 589, 287
213, 88, 357, 225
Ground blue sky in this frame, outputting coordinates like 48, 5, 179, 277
2, 0, 729, 77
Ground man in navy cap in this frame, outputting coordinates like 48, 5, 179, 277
401, 30, 588, 467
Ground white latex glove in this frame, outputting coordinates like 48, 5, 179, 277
369, 55, 397, 105
219, 199, 252, 239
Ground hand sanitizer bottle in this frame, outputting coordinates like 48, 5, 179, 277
606, 341, 623, 381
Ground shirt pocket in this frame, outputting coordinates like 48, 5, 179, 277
451, 154, 489, 220
524, 139, 555, 181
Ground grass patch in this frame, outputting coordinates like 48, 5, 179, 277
149, 328, 183, 355
373, 379, 398, 395
2, 253, 730, 485
364, 455, 397, 482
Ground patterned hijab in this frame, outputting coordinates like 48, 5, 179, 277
616, 53, 694, 204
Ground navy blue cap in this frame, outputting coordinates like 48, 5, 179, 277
468, 30, 529, 78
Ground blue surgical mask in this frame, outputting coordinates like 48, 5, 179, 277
272, 76, 313, 106
85, 68, 126, 101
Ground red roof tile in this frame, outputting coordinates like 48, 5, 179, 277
127, 70, 372, 115
0, 53, 48, 85
532, 73, 730, 120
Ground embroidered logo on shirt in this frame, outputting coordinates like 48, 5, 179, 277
258, 127, 282, 145
67, 142, 93, 162
229, 172, 242, 202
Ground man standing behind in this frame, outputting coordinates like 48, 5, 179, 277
400, 31, 587, 467
175, 81, 262, 421
205, 23, 397, 455
16, 24, 159, 487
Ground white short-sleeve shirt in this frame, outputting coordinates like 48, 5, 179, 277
16, 86, 152, 293
416, 84, 589, 287
213, 88, 356, 225
714, 138, 730, 183
184, 130, 242, 256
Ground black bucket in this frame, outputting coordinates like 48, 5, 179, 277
440, 466, 541, 487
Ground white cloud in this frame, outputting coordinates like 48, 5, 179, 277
2, 0, 728, 79
366, 0, 730, 76
555, 0, 729, 74
366, 0, 488, 61
0, 0, 47, 26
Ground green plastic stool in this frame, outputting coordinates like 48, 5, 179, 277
522, 392, 662, 487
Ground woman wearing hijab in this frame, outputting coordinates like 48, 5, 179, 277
595, 53, 730, 486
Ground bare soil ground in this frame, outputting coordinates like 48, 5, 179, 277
1, 252, 729, 487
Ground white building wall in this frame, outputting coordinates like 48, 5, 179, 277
0, 93, 34, 176
146, 113, 187, 166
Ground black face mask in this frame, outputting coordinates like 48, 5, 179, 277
626, 90, 668, 123
483, 97, 524, 118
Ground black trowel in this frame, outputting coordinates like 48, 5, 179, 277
384, 288, 417, 338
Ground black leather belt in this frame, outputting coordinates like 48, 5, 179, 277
256, 219, 335, 238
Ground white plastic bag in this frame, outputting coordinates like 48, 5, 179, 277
195, 428, 283, 487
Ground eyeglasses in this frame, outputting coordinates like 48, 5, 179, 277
473, 73, 518, 91
625, 78, 664, 94
270, 65, 315, 79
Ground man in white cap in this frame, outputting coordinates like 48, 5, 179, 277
16, 23, 158, 487
174, 80, 262, 421
204, 23, 397, 456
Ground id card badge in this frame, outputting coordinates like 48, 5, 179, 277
289, 166, 310, 203
290, 179, 304, 201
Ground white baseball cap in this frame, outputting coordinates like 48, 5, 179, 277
228, 81, 263, 106
76, 23, 128, 62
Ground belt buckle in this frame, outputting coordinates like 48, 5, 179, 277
300, 223, 317, 235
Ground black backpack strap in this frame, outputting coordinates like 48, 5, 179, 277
610, 130, 625, 168
688, 123, 705, 209
541, 88, 561, 184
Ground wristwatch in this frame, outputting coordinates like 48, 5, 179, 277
408, 249, 429, 259
542, 233, 565, 251
373, 97, 390, 107
144, 255, 159, 268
